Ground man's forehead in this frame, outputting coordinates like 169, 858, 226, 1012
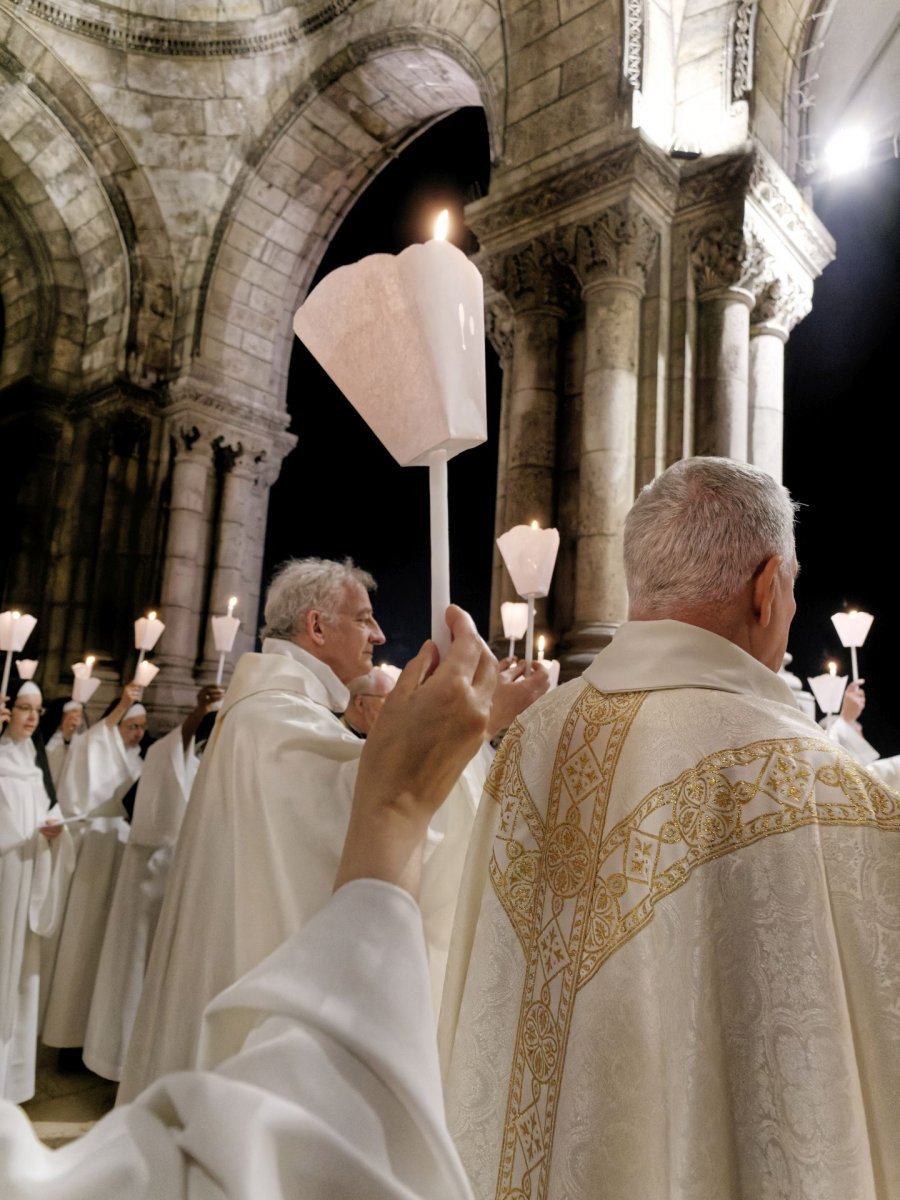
339, 582, 373, 615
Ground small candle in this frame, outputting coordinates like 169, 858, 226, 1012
537, 635, 546, 663
497, 523, 560, 674
227, 596, 237, 618
808, 669, 847, 716
831, 609, 874, 683
211, 600, 241, 685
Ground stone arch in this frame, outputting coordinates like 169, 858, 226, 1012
0, 17, 177, 387
0, 191, 52, 390
194, 21, 501, 411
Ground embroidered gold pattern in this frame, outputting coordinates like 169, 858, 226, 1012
489, 689, 900, 1200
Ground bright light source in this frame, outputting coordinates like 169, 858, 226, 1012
433, 209, 449, 241
824, 127, 870, 177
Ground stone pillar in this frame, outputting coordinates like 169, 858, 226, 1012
690, 221, 758, 460
748, 278, 813, 482
199, 437, 256, 675
564, 204, 659, 669
485, 294, 514, 645
485, 240, 575, 645
153, 422, 215, 710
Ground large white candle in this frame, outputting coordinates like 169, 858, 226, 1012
211, 597, 241, 685
0, 610, 37, 697
830, 610, 873, 682
134, 610, 165, 672
501, 601, 529, 658
808, 661, 848, 716
293, 207, 486, 661
497, 523, 560, 674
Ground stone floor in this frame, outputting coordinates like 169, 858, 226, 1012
21, 1044, 118, 1148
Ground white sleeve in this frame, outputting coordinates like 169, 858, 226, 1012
0, 881, 473, 1200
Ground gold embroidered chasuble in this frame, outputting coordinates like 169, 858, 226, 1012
440, 621, 900, 1200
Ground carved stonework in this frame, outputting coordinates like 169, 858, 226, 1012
484, 239, 579, 315
690, 220, 763, 297
568, 204, 660, 290
751, 276, 813, 333
484, 291, 515, 366
212, 435, 244, 475
730, 1, 757, 104
10, 0, 357, 57
677, 153, 754, 213
165, 380, 293, 444
623, 0, 644, 92
467, 138, 678, 243
748, 150, 835, 274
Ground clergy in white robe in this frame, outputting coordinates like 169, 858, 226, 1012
0, 683, 74, 1103
82, 688, 221, 1079
822, 679, 900, 790
441, 458, 900, 1200
0, 607, 494, 1197
43, 701, 85, 789
121, 560, 543, 1102
41, 689, 145, 1049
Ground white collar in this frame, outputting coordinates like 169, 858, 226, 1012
583, 620, 798, 709
261, 638, 349, 712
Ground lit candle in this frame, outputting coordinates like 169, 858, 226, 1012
293, 206, 486, 662
830, 609, 873, 682
0, 610, 37, 698
496, 522, 560, 675
537, 635, 546, 663
211, 597, 241, 686
134, 609, 165, 674
501, 601, 529, 658
808, 667, 848, 716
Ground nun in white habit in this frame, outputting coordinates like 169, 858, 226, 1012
0, 681, 74, 1103
43, 699, 86, 790
41, 685, 145, 1050
83, 685, 223, 1080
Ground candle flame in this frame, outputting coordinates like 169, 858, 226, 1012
86, 655, 95, 668
148, 611, 157, 621
848, 609, 858, 617
828, 661, 837, 675
530, 520, 539, 529
11, 611, 20, 619
434, 209, 449, 241
227, 596, 238, 617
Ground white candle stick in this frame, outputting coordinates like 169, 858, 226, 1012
429, 449, 451, 657
830, 610, 873, 683
134, 611, 165, 678
211, 598, 241, 688
0, 610, 37, 698
525, 595, 536, 675
808, 662, 848, 716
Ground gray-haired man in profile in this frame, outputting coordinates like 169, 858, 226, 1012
122, 557, 547, 1101
441, 457, 900, 1200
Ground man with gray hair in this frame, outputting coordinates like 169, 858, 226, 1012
441, 457, 900, 1200
122, 557, 546, 1100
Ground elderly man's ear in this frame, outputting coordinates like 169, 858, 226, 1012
304, 609, 327, 646
752, 555, 783, 628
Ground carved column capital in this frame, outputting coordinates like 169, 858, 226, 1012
689, 219, 763, 300
566, 203, 660, 292
751, 276, 813, 337
483, 237, 579, 315
484, 289, 515, 366
212, 434, 244, 475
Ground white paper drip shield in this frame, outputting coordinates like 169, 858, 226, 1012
497, 526, 561, 599
293, 241, 487, 466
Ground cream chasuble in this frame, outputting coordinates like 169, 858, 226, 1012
440, 620, 900, 1200
0, 881, 474, 1199
120, 640, 485, 1102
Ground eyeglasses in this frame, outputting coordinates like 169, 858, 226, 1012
12, 704, 45, 715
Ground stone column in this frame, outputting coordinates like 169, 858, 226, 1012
564, 204, 659, 669
153, 422, 215, 707
748, 278, 813, 482
484, 294, 514, 645
690, 221, 758, 460
486, 240, 575, 645
200, 437, 257, 675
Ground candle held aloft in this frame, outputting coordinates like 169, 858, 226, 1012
134, 660, 159, 688
72, 675, 101, 704
497, 524, 560, 675
135, 611, 165, 653
808, 670, 848, 716
831, 610, 873, 682
211, 602, 242, 686
0, 610, 37, 698
16, 659, 38, 680
293, 207, 486, 658
501, 601, 529, 657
